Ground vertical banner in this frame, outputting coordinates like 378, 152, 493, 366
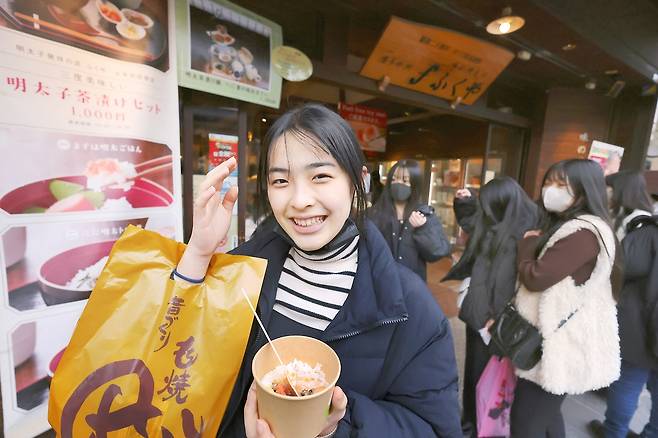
175, 0, 283, 108
0, 0, 182, 435
338, 103, 387, 153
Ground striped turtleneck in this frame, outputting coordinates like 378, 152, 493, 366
272, 235, 359, 331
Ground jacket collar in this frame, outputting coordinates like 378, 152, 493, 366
235, 220, 408, 341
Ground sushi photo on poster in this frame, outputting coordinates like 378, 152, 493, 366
0, 126, 175, 216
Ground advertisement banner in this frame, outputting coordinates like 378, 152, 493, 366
360, 16, 514, 105
338, 102, 387, 153
0, 0, 182, 435
176, 0, 283, 108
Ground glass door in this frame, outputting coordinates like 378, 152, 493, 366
182, 106, 241, 249
428, 159, 462, 244
484, 124, 526, 182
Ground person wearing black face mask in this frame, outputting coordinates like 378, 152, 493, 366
369, 160, 450, 281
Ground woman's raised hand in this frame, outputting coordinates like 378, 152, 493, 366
176, 157, 238, 280
188, 157, 238, 257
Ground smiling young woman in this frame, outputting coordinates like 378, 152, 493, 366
175, 104, 461, 438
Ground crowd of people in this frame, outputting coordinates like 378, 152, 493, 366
176, 103, 658, 437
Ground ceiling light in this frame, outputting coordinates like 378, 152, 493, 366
261, 117, 267, 123
562, 43, 576, 51
486, 7, 525, 35
585, 79, 597, 90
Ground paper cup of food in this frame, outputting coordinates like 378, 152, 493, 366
252, 336, 341, 438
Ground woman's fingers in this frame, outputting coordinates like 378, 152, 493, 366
244, 384, 259, 437
222, 185, 239, 211
200, 157, 237, 192
256, 420, 275, 438
194, 186, 216, 211
331, 386, 348, 411
205, 185, 223, 214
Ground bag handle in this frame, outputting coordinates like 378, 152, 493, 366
575, 218, 611, 260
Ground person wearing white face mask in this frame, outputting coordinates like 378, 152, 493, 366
509, 159, 623, 437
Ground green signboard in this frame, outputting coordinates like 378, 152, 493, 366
176, 0, 283, 108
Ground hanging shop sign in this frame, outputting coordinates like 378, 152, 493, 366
176, 0, 283, 108
338, 103, 387, 153
0, 0, 182, 435
361, 16, 514, 105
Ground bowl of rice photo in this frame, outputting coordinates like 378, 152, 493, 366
37, 240, 117, 305
252, 335, 341, 438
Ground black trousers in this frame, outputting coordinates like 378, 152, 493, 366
463, 326, 492, 437
511, 378, 566, 438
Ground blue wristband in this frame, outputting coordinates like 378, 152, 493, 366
171, 268, 205, 284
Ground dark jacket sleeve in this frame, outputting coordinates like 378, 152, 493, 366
412, 212, 450, 263
335, 273, 461, 438
453, 194, 478, 234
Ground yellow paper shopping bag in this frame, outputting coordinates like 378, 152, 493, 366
48, 225, 266, 437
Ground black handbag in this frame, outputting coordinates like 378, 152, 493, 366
488, 302, 542, 370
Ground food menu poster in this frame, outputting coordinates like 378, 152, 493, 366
338, 102, 387, 153
360, 16, 514, 105
176, 0, 283, 108
0, 0, 182, 435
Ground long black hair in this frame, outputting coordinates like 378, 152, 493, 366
455, 176, 539, 271
536, 159, 623, 299
606, 170, 654, 230
256, 104, 367, 228
371, 159, 424, 220
536, 159, 611, 250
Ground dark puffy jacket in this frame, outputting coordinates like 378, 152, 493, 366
618, 215, 658, 370
444, 196, 531, 330
369, 204, 450, 280
218, 221, 462, 437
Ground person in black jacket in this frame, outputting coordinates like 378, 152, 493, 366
175, 104, 461, 437
442, 177, 539, 438
369, 160, 450, 281
590, 171, 658, 438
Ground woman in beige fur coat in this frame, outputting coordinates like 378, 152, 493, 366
511, 159, 623, 437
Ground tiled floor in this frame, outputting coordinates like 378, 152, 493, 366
428, 259, 652, 438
